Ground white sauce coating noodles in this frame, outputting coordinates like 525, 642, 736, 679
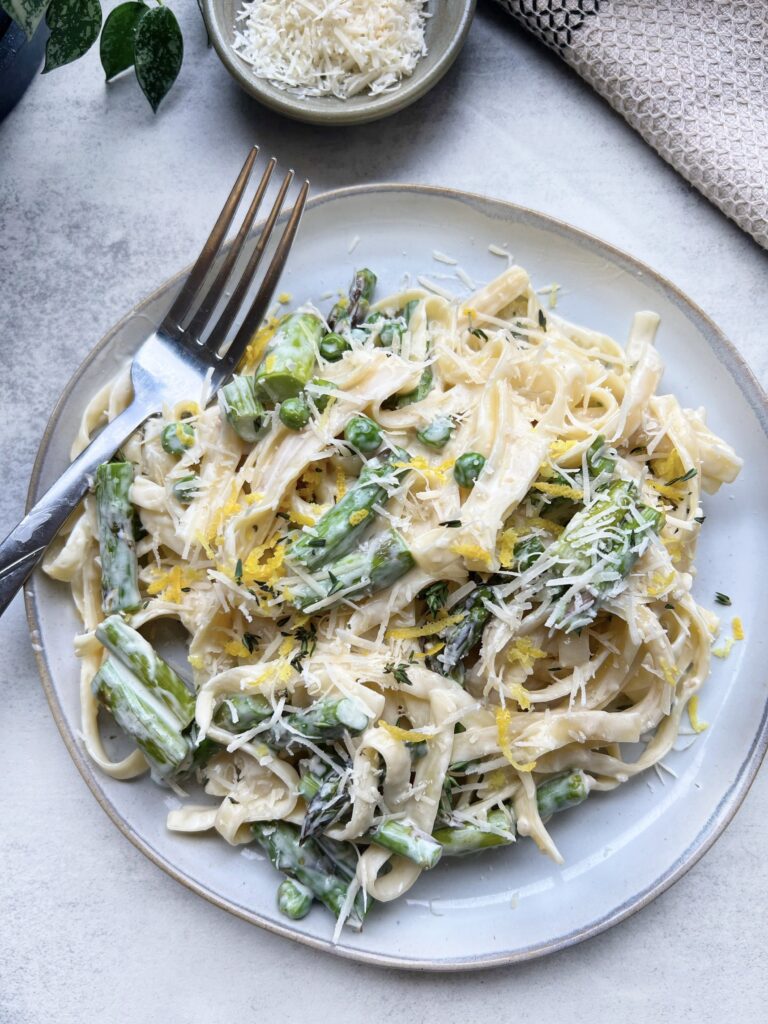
45, 264, 742, 919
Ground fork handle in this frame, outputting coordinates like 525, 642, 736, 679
0, 400, 153, 619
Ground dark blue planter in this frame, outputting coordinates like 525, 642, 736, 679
0, 12, 47, 122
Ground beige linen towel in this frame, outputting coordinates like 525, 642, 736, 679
492, 0, 768, 248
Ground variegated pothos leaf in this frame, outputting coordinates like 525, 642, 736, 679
43, 0, 102, 73
134, 4, 183, 112
3, 0, 50, 39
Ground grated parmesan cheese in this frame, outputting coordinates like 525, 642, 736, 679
232, 0, 429, 100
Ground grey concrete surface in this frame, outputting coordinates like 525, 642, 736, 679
1, 2, 766, 1022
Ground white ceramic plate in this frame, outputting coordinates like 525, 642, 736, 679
26, 185, 768, 970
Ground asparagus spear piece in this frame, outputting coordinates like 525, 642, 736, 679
300, 767, 352, 841
541, 479, 664, 631
383, 367, 434, 410
303, 768, 443, 870
171, 475, 200, 505
433, 807, 514, 857
252, 821, 363, 925
434, 773, 589, 856
287, 528, 416, 612
513, 534, 545, 571
427, 585, 495, 680
536, 770, 590, 819
277, 878, 314, 920
95, 615, 196, 728
369, 818, 443, 870
315, 835, 360, 882
92, 656, 191, 781
272, 698, 370, 750
95, 462, 141, 615
255, 313, 323, 403
288, 449, 410, 571
213, 693, 272, 732
364, 310, 405, 348
328, 268, 377, 329
586, 434, 616, 477
218, 375, 266, 443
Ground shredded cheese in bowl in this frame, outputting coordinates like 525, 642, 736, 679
232, 0, 429, 99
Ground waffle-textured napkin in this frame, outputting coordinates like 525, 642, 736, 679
492, 0, 768, 249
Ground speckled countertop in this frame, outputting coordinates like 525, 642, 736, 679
1, 3, 766, 1021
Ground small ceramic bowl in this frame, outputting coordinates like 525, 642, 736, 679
201, 0, 476, 126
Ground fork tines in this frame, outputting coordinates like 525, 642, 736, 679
164, 147, 309, 371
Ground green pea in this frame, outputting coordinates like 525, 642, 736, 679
319, 332, 351, 363
344, 415, 382, 454
161, 421, 195, 457
277, 878, 313, 920
306, 378, 336, 413
279, 395, 311, 431
172, 475, 200, 504
417, 416, 453, 450
454, 452, 486, 488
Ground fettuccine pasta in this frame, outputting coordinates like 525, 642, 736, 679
44, 263, 742, 934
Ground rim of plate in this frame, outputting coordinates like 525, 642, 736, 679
24, 183, 768, 971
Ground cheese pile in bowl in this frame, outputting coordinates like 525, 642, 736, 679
232, 0, 429, 99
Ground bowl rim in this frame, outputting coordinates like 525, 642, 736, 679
24, 182, 768, 971
200, 0, 477, 126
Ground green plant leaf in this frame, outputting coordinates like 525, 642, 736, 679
134, 4, 183, 112
43, 0, 102, 73
100, 1, 148, 80
2, 0, 49, 39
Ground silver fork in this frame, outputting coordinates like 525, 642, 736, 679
0, 148, 309, 618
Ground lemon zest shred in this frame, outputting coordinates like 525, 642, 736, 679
224, 640, 252, 658
507, 637, 547, 671
495, 707, 537, 772
395, 455, 455, 485
242, 536, 285, 587
414, 641, 446, 660
498, 528, 518, 568
712, 636, 734, 659
348, 508, 369, 527
450, 541, 493, 567
732, 616, 744, 641
187, 654, 204, 670
194, 531, 216, 559
509, 682, 532, 711
147, 565, 201, 604
386, 612, 464, 641
659, 658, 679, 687
687, 695, 708, 734
524, 516, 563, 536
531, 482, 584, 500
277, 292, 292, 304
335, 467, 347, 500
378, 720, 432, 743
